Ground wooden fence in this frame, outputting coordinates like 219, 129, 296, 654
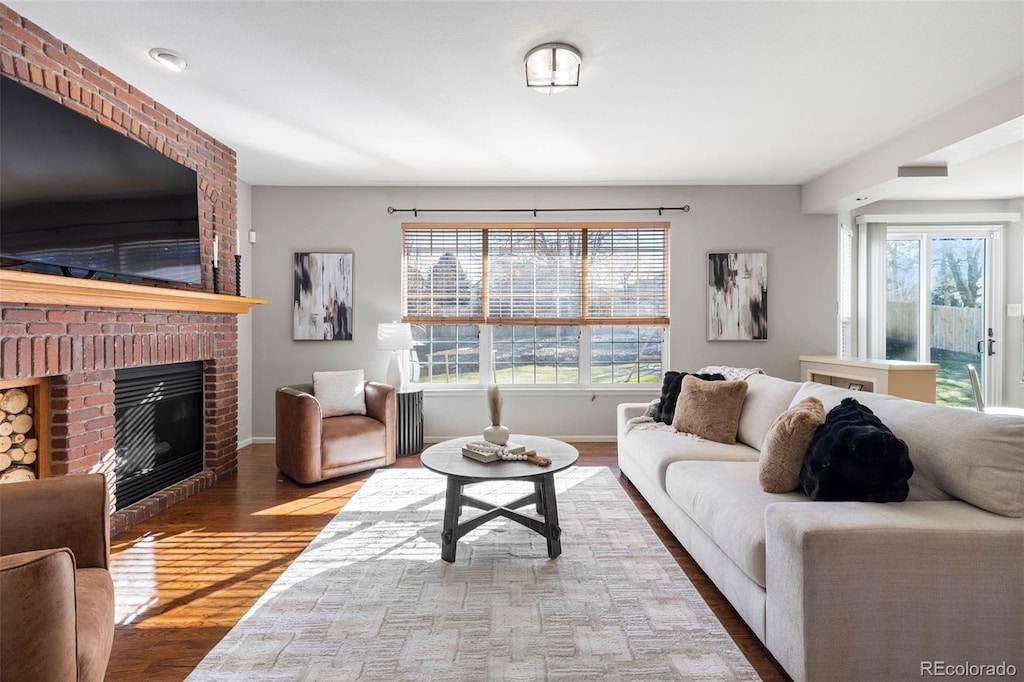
887, 302, 983, 354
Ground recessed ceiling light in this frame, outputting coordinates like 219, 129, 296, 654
148, 48, 188, 72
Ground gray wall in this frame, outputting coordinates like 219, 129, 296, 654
1007, 198, 1024, 409
236, 181, 254, 447
248, 185, 836, 441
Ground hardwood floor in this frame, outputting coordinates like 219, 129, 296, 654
106, 443, 789, 681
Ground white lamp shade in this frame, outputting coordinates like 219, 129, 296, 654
376, 323, 413, 351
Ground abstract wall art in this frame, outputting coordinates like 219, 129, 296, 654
707, 251, 768, 341
293, 252, 354, 340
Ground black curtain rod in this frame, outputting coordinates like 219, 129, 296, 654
386, 205, 690, 217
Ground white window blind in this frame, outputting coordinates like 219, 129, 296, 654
402, 227, 483, 323
402, 222, 669, 327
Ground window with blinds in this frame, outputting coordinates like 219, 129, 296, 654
402, 222, 669, 386
402, 223, 669, 326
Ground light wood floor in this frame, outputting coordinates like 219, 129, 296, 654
105, 443, 789, 681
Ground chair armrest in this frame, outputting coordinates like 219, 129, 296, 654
275, 386, 324, 483
364, 382, 397, 463
0, 473, 110, 569
0, 548, 79, 681
765, 501, 1024, 682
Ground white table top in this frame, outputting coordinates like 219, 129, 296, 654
420, 434, 578, 481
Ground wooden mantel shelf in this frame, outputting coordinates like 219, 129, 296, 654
0, 270, 266, 314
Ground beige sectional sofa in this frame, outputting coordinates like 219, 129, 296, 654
617, 373, 1024, 682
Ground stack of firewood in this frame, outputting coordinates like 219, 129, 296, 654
0, 389, 38, 483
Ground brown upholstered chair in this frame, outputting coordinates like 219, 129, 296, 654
0, 473, 115, 682
275, 381, 397, 484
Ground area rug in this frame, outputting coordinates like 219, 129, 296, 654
188, 467, 760, 681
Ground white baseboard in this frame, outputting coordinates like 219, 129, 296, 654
250, 436, 276, 444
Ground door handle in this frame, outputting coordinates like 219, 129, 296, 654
977, 339, 984, 354
987, 338, 996, 357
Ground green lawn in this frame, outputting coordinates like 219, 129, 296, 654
932, 349, 977, 408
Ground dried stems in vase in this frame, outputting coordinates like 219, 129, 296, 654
487, 385, 502, 427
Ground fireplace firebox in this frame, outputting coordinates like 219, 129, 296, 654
114, 361, 204, 510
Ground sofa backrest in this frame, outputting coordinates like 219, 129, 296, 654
791, 383, 1024, 518
736, 374, 803, 451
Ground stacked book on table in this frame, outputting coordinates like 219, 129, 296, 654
461, 440, 526, 463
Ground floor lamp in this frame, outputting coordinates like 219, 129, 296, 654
377, 322, 413, 392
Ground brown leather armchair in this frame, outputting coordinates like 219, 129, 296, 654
275, 381, 397, 484
0, 473, 114, 682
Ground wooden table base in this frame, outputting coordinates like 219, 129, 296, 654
440, 473, 562, 562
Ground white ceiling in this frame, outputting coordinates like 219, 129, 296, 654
7, 1, 1024, 203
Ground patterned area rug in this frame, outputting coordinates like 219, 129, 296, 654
188, 467, 760, 681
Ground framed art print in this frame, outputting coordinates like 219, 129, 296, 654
707, 251, 767, 341
293, 252, 353, 340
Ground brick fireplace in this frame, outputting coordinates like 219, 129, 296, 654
0, 5, 254, 535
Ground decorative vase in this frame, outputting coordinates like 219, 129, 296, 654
483, 423, 510, 446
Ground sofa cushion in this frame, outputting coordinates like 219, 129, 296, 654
656, 371, 725, 424
321, 414, 386, 469
758, 396, 825, 493
736, 374, 804, 451
313, 370, 366, 417
672, 375, 748, 444
619, 427, 759, 490
801, 398, 914, 503
792, 383, 1024, 517
665, 460, 806, 587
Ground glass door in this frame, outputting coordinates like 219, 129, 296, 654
886, 229, 996, 407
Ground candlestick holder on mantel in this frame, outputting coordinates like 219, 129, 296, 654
234, 254, 242, 296
212, 264, 220, 294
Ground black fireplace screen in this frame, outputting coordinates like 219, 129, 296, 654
114, 361, 204, 510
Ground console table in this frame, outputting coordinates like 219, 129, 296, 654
799, 355, 939, 403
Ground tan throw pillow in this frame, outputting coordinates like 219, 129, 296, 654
672, 375, 749, 444
758, 396, 826, 493
313, 369, 366, 417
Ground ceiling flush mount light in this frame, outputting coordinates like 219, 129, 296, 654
524, 42, 581, 94
148, 47, 188, 72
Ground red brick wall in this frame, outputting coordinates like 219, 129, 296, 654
0, 5, 242, 530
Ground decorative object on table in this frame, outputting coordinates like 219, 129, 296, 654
461, 441, 551, 467
707, 251, 767, 341
234, 254, 242, 296
293, 252, 353, 341
483, 384, 510, 445
376, 322, 413, 390
461, 440, 526, 462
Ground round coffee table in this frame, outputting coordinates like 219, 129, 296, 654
420, 435, 578, 562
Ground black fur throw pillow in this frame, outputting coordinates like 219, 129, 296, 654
656, 371, 726, 424
801, 398, 914, 503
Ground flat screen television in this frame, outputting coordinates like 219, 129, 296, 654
0, 75, 202, 286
